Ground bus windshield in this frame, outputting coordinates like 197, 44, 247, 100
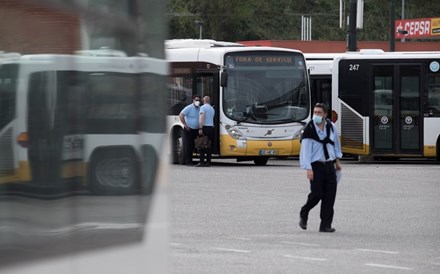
223, 51, 309, 124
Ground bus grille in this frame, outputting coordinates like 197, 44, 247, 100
340, 104, 364, 149
0, 128, 15, 176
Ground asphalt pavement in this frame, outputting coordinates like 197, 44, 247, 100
170, 158, 440, 274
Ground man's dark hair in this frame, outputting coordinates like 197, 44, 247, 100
193, 94, 201, 100
314, 102, 327, 113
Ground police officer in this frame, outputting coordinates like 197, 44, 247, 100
299, 103, 342, 232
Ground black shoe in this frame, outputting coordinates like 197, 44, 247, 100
299, 217, 307, 230
195, 163, 205, 167
186, 163, 194, 166
204, 163, 211, 167
319, 227, 336, 233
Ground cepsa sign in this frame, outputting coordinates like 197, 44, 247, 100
395, 17, 440, 39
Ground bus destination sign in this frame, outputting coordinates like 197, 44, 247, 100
226, 54, 300, 68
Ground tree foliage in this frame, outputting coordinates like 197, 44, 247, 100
168, 0, 440, 42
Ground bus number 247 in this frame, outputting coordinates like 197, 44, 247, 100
349, 64, 360, 71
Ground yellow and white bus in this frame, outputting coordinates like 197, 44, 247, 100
166, 39, 311, 165
0, 52, 167, 195
0, 1, 169, 273
331, 51, 440, 161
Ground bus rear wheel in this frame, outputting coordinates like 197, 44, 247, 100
254, 157, 269, 166
89, 148, 138, 195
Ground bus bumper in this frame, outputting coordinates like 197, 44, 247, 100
219, 135, 301, 157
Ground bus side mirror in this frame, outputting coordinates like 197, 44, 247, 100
220, 70, 228, 87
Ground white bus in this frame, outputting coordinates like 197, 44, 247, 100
305, 53, 336, 120
0, 1, 169, 273
0, 52, 167, 195
166, 39, 311, 165
331, 51, 440, 161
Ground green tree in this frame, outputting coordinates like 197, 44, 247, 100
168, 0, 440, 42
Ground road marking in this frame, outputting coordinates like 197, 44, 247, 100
365, 263, 413, 271
284, 255, 328, 261
212, 247, 251, 253
281, 241, 321, 247
356, 248, 399, 254
235, 237, 251, 241
170, 243, 182, 246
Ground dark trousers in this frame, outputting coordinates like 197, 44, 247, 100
199, 126, 214, 165
183, 128, 198, 165
300, 161, 337, 229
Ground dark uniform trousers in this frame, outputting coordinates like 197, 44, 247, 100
183, 128, 198, 165
199, 126, 214, 165
300, 161, 337, 229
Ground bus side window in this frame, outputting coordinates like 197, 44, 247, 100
427, 75, 440, 116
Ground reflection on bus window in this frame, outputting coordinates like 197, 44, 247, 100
0, 54, 167, 267
427, 74, 440, 115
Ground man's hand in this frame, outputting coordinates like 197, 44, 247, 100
335, 158, 342, 171
306, 169, 313, 181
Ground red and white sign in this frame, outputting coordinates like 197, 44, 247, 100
395, 17, 440, 39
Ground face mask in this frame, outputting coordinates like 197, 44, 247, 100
194, 101, 200, 107
312, 115, 323, 124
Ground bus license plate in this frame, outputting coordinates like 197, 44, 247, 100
259, 149, 278, 155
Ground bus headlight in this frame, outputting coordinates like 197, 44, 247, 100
224, 124, 245, 140
293, 126, 305, 139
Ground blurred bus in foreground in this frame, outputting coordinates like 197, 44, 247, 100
0, 0, 169, 273
166, 39, 311, 166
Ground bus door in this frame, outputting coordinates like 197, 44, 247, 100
0, 64, 18, 179
194, 65, 219, 154
310, 76, 332, 120
27, 71, 64, 184
371, 64, 422, 155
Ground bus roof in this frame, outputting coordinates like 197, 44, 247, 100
165, 39, 244, 49
0, 54, 168, 75
336, 50, 440, 60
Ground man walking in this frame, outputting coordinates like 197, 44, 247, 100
299, 103, 342, 232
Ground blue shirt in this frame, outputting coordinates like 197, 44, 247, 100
200, 103, 215, 127
299, 121, 343, 170
180, 104, 200, 129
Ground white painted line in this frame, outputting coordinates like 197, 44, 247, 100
170, 243, 182, 246
281, 241, 321, 247
356, 248, 399, 254
365, 263, 413, 271
212, 247, 251, 253
284, 255, 328, 262
235, 237, 251, 241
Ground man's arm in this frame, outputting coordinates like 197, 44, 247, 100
332, 123, 343, 170
179, 112, 189, 130
299, 139, 314, 181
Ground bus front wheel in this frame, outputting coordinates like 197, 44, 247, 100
172, 128, 185, 165
254, 157, 269, 166
89, 148, 138, 195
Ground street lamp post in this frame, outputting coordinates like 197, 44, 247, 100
194, 20, 204, 39
347, 0, 357, 51
390, 0, 395, 51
